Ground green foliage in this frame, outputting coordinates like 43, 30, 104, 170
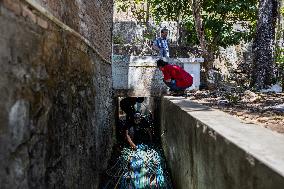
150, 0, 191, 22
182, 16, 199, 45
275, 6, 284, 67
225, 92, 240, 104
116, 0, 149, 23
191, 0, 257, 48
115, 0, 258, 51
276, 47, 284, 66
113, 34, 125, 44
143, 27, 157, 40
281, 7, 284, 16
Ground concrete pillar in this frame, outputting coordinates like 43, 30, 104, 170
177, 58, 204, 90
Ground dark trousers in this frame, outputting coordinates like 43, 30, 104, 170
164, 79, 187, 91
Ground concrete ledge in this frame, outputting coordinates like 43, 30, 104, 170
114, 89, 167, 97
161, 96, 284, 189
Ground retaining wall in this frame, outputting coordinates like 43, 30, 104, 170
0, 1, 114, 188
161, 97, 284, 189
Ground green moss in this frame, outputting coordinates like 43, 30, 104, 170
113, 34, 125, 44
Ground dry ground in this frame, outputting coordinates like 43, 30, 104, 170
187, 90, 284, 133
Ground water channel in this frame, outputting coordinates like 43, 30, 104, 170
100, 97, 173, 188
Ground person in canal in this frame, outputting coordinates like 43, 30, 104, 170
118, 97, 154, 149
120, 97, 145, 124
123, 112, 153, 150
157, 59, 193, 96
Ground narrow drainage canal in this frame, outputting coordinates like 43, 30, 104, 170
100, 97, 173, 189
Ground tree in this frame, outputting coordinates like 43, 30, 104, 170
115, 0, 258, 85
275, 1, 284, 90
251, 0, 278, 90
191, 0, 211, 84
189, 0, 257, 85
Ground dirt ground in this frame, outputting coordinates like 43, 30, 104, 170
186, 90, 284, 134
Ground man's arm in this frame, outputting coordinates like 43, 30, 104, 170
152, 44, 160, 51
152, 39, 160, 51
125, 130, 136, 150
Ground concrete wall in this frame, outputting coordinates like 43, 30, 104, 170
36, 0, 113, 61
112, 55, 202, 96
161, 97, 284, 189
0, 0, 114, 188
112, 55, 168, 97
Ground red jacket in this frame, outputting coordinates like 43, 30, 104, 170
161, 64, 193, 88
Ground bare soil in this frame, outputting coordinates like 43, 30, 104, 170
187, 90, 284, 134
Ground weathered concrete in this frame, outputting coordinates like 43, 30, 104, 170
35, 0, 113, 61
112, 55, 202, 96
0, 1, 114, 188
161, 97, 284, 189
177, 58, 203, 90
112, 55, 167, 97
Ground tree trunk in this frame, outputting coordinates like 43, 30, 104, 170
192, 0, 207, 53
278, 0, 284, 90
251, 0, 278, 90
191, 0, 214, 88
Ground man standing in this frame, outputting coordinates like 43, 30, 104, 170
157, 59, 193, 95
152, 28, 170, 57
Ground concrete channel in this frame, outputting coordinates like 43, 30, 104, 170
100, 97, 173, 188
102, 95, 284, 188
2, 1, 284, 187
112, 55, 284, 189
160, 96, 284, 189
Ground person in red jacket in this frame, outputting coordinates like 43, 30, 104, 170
157, 59, 193, 95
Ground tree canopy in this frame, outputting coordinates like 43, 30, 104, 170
115, 0, 284, 90
116, 0, 258, 48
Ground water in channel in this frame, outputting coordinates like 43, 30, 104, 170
100, 97, 173, 189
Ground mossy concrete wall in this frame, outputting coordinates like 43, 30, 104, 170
36, 0, 113, 61
161, 97, 284, 189
0, 0, 114, 188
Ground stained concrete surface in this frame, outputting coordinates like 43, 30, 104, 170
112, 55, 201, 97
0, 1, 114, 188
161, 96, 284, 189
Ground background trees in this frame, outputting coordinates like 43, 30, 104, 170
276, 1, 284, 90
251, 0, 278, 90
115, 0, 283, 91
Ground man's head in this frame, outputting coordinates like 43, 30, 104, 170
156, 59, 168, 70
136, 97, 144, 103
133, 112, 142, 125
161, 28, 168, 39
